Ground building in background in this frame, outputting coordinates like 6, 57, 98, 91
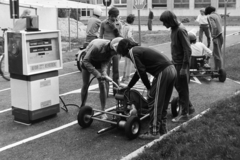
74, 0, 239, 19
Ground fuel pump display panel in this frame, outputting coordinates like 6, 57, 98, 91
27, 38, 60, 64
6, 30, 62, 75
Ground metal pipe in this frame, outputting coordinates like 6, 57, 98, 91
91, 117, 118, 125
223, 0, 228, 69
77, 8, 79, 39
105, 0, 108, 18
35, 8, 37, 15
138, 9, 141, 46
97, 126, 116, 134
68, 9, 71, 51
140, 114, 149, 121
93, 108, 129, 118
12, 0, 15, 27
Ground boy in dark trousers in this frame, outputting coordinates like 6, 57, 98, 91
117, 39, 177, 139
205, 6, 223, 70
160, 10, 195, 122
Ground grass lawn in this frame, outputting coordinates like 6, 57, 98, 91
132, 93, 240, 160
225, 44, 240, 81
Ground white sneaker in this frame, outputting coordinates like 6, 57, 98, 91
203, 63, 211, 69
100, 114, 108, 120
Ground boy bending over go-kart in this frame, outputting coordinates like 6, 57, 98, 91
117, 39, 177, 140
81, 37, 123, 120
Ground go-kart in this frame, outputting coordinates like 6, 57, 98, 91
77, 77, 150, 140
189, 55, 226, 82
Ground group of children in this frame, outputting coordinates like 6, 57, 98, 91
81, 6, 224, 139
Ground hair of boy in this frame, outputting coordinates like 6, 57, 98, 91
108, 7, 119, 17
110, 37, 123, 52
117, 39, 138, 57
188, 32, 197, 44
126, 14, 135, 24
190, 39, 197, 44
205, 6, 216, 15
159, 10, 179, 28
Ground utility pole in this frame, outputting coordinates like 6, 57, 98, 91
223, 0, 228, 69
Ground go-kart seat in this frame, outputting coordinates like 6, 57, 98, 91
190, 55, 206, 70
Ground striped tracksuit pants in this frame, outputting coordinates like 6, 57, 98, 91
148, 65, 177, 135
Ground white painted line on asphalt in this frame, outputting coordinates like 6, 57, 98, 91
190, 76, 202, 84
0, 106, 116, 153
0, 108, 11, 114
227, 78, 240, 85
59, 71, 80, 77
0, 88, 10, 92
64, 61, 76, 65
60, 83, 99, 96
121, 108, 211, 160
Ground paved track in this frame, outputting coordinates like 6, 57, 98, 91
0, 30, 240, 160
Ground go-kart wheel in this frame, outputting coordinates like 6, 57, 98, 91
218, 69, 226, 82
125, 116, 141, 140
77, 106, 93, 128
171, 97, 180, 117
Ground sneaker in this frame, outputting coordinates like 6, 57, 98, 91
172, 114, 189, 123
139, 131, 160, 140
203, 63, 211, 69
100, 114, 108, 120
189, 107, 195, 115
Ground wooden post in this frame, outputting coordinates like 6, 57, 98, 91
106, 3, 107, 18
77, 8, 79, 39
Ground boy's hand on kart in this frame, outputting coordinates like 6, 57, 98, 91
119, 86, 130, 92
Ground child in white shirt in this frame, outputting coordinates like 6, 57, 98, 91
188, 32, 212, 68
195, 8, 211, 48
